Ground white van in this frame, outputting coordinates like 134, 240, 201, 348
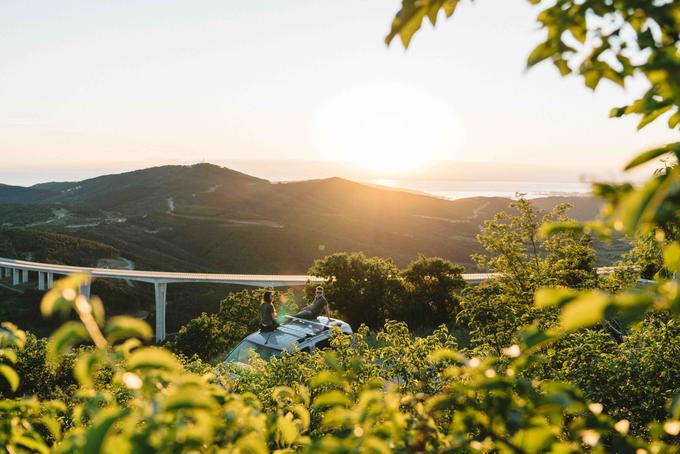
224, 316, 353, 365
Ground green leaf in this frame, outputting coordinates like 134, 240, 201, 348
74, 352, 99, 387
14, 435, 49, 454
290, 403, 311, 431
41, 273, 91, 317
539, 221, 583, 238
428, 348, 465, 364
426, 3, 440, 25
236, 432, 268, 454
363, 437, 392, 454
519, 327, 554, 350
611, 291, 655, 326
0, 348, 18, 364
105, 316, 153, 343
559, 291, 610, 331
387, 6, 427, 48
40, 416, 62, 441
84, 407, 128, 454
583, 69, 602, 90
670, 391, 680, 419
624, 143, 680, 171
618, 176, 666, 235
385, 0, 459, 48
638, 105, 673, 130
442, 0, 458, 16
47, 322, 88, 362
0, 364, 19, 392
114, 338, 142, 354
663, 242, 680, 273
276, 413, 299, 446
535, 287, 578, 309
310, 370, 345, 389
609, 106, 628, 118
41, 289, 73, 318
312, 390, 352, 409
127, 347, 181, 372
554, 59, 571, 76
513, 426, 555, 453
0, 323, 26, 349
668, 111, 680, 129
569, 25, 586, 44
55, 273, 90, 288
527, 42, 553, 67
163, 391, 216, 412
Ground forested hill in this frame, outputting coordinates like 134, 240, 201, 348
0, 163, 611, 273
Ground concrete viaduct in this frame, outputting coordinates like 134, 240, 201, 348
0, 257, 497, 342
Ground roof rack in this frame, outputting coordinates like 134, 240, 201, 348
277, 324, 312, 337
284, 315, 331, 329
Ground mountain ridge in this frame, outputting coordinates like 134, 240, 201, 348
0, 163, 609, 274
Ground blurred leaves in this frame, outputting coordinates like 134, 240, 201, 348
105, 316, 153, 344
0, 364, 19, 392
46, 321, 88, 362
127, 347, 181, 372
40, 273, 90, 318
385, 0, 459, 47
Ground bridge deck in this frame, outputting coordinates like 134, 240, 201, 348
0, 257, 497, 285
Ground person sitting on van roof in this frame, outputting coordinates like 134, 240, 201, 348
294, 286, 330, 320
260, 291, 279, 332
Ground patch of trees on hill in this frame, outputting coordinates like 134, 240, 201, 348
0, 228, 119, 266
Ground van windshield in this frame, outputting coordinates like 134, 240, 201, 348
226, 340, 281, 364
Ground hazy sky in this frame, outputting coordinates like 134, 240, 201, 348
1, 0, 677, 185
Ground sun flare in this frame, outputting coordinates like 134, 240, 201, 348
313, 83, 463, 175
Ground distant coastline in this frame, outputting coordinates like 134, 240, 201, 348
362, 179, 592, 201
275, 178, 593, 201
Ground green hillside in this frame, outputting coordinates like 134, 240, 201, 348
0, 164, 609, 272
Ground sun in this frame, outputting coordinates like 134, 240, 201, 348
312, 82, 463, 175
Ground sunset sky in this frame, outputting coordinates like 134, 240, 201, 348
1, 0, 677, 185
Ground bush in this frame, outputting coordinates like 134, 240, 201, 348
532, 314, 680, 434
305, 253, 467, 329
391, 255, 465, 327
305, 252, 403, 328
170, 288, 297, 361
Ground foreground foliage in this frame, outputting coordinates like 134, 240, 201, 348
1, 274, 678, 453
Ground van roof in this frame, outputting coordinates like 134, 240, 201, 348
244, 316, 350, 351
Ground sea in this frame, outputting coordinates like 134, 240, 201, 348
361, 179, 593, 201
1, 169, 594, 202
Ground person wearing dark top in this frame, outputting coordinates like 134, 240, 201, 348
260, 291, 279, 332
294, 286, 330, 320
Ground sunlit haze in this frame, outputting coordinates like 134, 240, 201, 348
1, 0, 677, 187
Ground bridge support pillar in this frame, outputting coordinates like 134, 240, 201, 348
47, 272, 54, 289
21, 269, 29, 284
78, 282, 91, 299
38, 272, 46, 291
12, 269, 19, 286
2, 267, 7, 278
154, 282, 167, 343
